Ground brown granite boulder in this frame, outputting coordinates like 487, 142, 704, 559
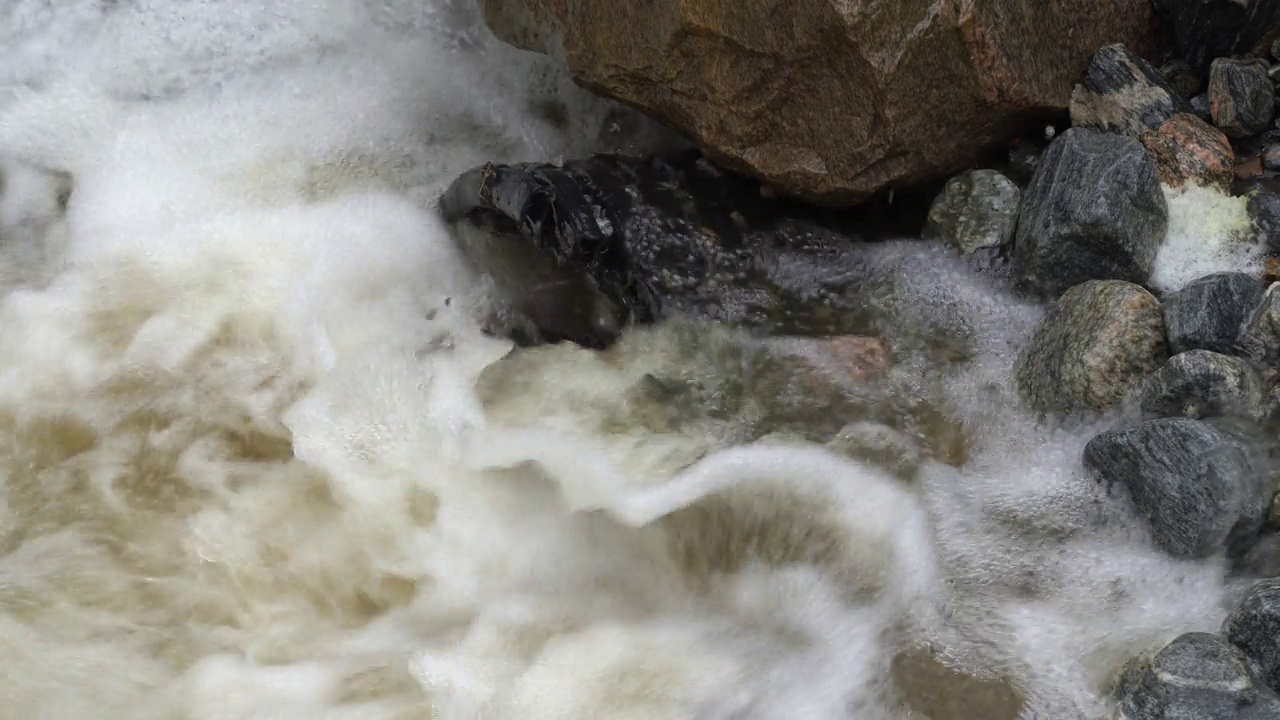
1140, 113, 1235, 190
479, 0, 1166, 206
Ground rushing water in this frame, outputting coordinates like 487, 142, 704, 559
0, 2, 1267, 718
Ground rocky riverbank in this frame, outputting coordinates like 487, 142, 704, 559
439, 2, 1280, 717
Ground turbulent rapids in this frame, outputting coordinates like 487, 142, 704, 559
0, 2, 1268, 719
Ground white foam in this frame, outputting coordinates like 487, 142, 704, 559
1149, 182, 1259, 294
0, 2, 1252, 719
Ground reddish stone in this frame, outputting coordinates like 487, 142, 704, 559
1237, 156, 1265, 181
1140, 113, 1234, 190
823, 336, 892, 382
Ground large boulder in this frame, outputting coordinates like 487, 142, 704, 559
1115, 632, 1275, 720
478, 0, 1166, 205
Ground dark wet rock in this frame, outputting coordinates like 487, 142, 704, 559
1115, 632, 1267, 719
1011, 128, 1167, 299
1225, 578, 1280, 692
923, 170, 1020, 256
1266, 145, 1280, 173
1210, 58, 1277, 139
439, 150, 885, 348
1250, 191, 1280, 257
1153, 0, 1280, 74
1164, 272, 1265, 355
1069, 44, 1192, 138
1139, 350, 1265, 420
1141, 112, 1235, 190
1192, 93, 1214, 123
1014, 280, 1167, 415
1161, 58, 1204, 100
1240, 284, 1280, 366
1084, 417, 1268, 559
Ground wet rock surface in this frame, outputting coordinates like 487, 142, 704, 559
1139, 351, 1265, 421
1225, 579, 1280, 693
1209, 58, 1277, 139
1084, 417, 1267, 559
1141, 112, 1236, 190
1069, 44, 1191, 138
1014, 280, 1167, 415
440, 151, 888, 348
923, 169, 1020, 256
1239, 284, 1280, 366
479, 0, 1166, 204
1011, 128, 1167, 299
1164, 272, 1264, 356
1115, 632, 1270, 720
1153, 0, 1280, 74
1250, 190, 1280, 256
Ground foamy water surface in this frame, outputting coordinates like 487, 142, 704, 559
0, 2, 1266, 718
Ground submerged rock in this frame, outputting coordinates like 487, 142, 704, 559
1083, 417, 1268, 559
1209, 58, 1277, 139
1225, 579, 1280, 693
1153, 0, 1280, 74
1069, 44, 1191, 138
1014, 280, 1167, 415
1139, 350, 1265, 420
923, 170, 1020, 256
479, 0, 1165, 204
1115, 632, 1272, 719
1011, 128, 1167, 299
1164, 272, 1264, 355
439, 151, 878, 348
1141, 113, 1235, 190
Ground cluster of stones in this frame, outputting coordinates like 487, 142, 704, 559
926, 6, 1280, 717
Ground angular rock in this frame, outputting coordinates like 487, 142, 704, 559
1266, 145, 1280, 173
439, 150, 878, 348
1083, 417, 1268, 559
1115, 632, 1264, 719
1153, 0, 1280, 74
1011, 128, 1168, 298
923, 170, 1020, 256
1139, 350, 1265, 420
1210, 58, 1277, 139
1014, 280, 1167, 415
1225, 578, 1280, 692
1070, 44, 1192, 138
1164, 272, 1265, 355
1140, 113, 1235, 190
479, 0, 1166, 205
1240, 283, 1280, 366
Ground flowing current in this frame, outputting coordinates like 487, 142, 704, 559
0, 2, 1265, 718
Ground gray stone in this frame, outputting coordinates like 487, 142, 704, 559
1249, 191, 1280, 257
924, 170, 1021, 256
1225, 578, 1280, 693
1116, 632, 1262, 719
1139, 350, 1265, 420
1153, 0, 1280, 74
1069, 44, 1192, 138
1084, 417, 1268, 559
1239, 284, 1280, 366
1164, 272, 1265, 355
1011, 128, 1167, 299
1015, 280, 1168, 414
1192, 93, 1214, 123
1210, 58, 1277, 139
1266, 145, 1280, 173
